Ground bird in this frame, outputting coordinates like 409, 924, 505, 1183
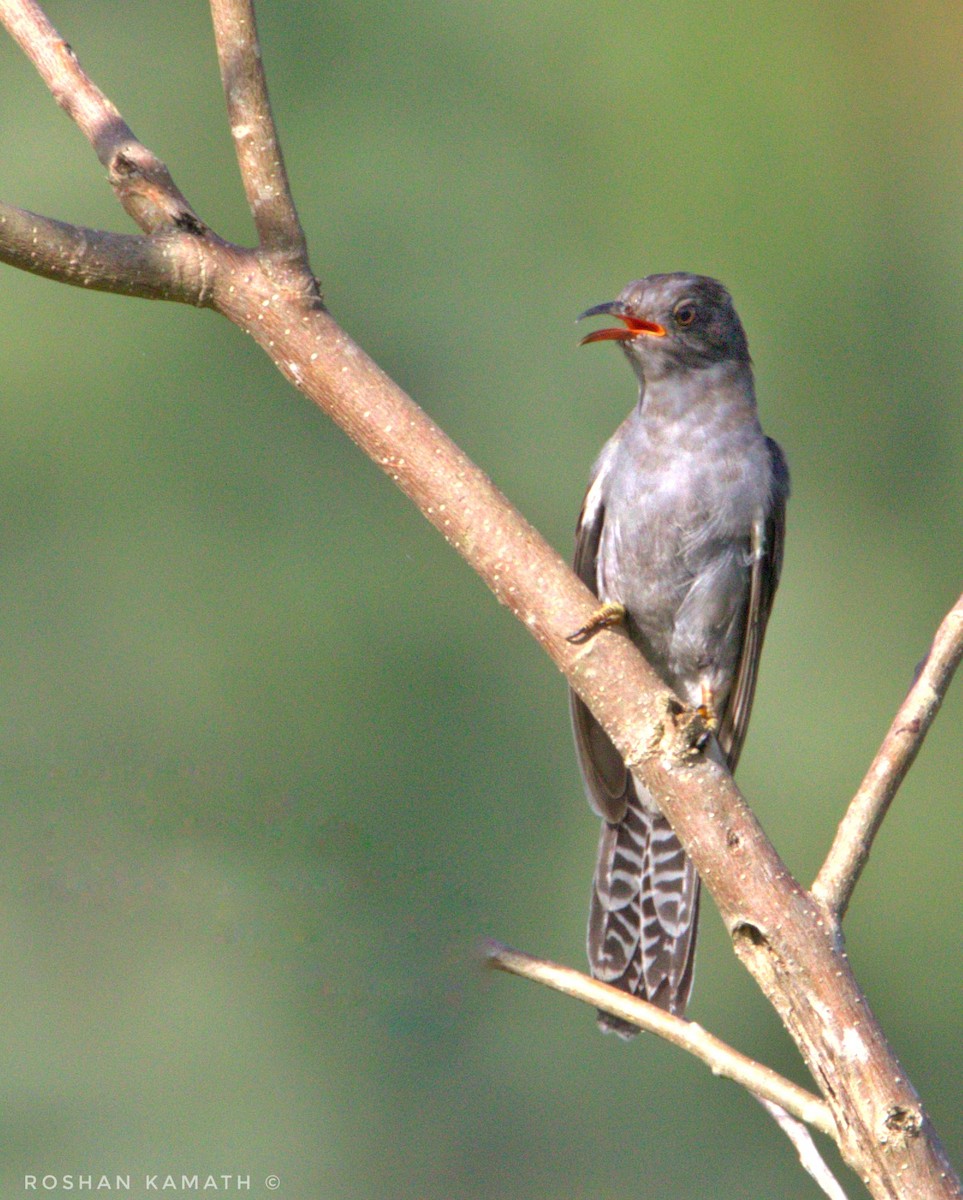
569, 273, 788, 1035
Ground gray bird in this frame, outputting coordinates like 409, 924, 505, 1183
570, 273, 788, 1034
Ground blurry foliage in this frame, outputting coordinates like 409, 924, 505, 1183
1, 2, 961, 1196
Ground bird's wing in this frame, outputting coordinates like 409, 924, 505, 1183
716, 437, 790, 771
569, 458, 632, 825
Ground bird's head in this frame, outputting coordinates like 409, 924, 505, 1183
579, 273, 751, 378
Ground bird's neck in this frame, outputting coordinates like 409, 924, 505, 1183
636, 359, 758, 427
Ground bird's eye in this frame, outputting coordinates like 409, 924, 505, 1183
674, 302, 697, 327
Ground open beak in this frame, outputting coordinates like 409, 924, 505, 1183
577, 301, 666, 345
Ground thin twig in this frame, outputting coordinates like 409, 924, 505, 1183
755, 1097, 850, 1200
484, 940, 837, 1139
490, 938, 850, 1194
812, 593, 963, 917
208, 0, 309, 263
0, 0, 202, 234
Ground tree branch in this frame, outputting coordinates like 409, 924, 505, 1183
0, 6, 959, 1198
0, 0, 203, 234
812, 592, 963, 917
485, 940, 836, 1138
209, 0, 309, 265
0, 202, 217, 301
755, 1096, 851, 1200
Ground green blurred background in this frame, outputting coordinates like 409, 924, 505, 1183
1, 2, 961, 1197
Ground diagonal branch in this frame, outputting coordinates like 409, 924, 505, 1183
812, 592, 963, 917
0, 0, 203, 234
489, 940, 851, 1200
209, 0, 309, 265
485, 941, 837, 1138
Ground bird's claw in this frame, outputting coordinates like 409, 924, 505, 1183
567, 601, 627, 644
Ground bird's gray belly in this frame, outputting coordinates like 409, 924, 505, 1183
597, 508, 750, 703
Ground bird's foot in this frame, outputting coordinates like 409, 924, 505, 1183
566, 601, 627, 644
697, 683, 718, 731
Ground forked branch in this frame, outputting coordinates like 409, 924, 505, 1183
3, 0, 202, 234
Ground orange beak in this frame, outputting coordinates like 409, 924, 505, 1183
578, 302, 666, 345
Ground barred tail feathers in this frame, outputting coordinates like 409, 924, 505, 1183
587, 792, 700, 1036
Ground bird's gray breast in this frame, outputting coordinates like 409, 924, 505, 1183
595, 406, 771, 699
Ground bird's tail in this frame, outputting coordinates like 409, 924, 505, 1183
587, 790, 700, 1036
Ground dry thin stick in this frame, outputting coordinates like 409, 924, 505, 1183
0, 7, 960, 1198
485, 940, 836, 1138
756, 1097, 850, 1200
209, 0, 308, 262
813, 593, 963, 917
0, 0, 201, 234
491, 942, 852, 1197
491, 936, 850, 1196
